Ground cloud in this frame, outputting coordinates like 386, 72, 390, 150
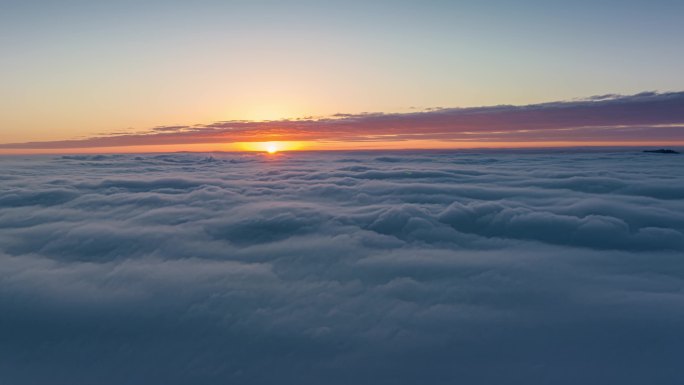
2, 91, 684, 149
1, 150, 684, 384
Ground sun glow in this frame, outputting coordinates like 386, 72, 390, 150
237, 141, 306, 153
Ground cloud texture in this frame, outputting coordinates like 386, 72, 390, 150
1, 91, 684, 149
1, 149, 684, 384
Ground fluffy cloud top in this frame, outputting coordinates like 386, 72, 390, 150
1, 149, 683, 384
1, 91, 683, 149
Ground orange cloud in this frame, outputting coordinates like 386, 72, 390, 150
1, 92, 683, 153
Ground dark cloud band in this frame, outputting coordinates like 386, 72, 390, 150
2, 91, 683, 149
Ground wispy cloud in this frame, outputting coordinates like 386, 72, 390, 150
2, 92, 683, 149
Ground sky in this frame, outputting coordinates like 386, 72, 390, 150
1, 0, 684, 151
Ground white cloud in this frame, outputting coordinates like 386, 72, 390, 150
0, 149, 683, 384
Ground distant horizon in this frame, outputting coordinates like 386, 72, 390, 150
2, 144, 684, 157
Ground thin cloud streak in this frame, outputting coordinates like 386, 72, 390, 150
1, 91, 683, 150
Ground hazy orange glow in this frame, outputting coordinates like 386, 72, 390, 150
237, 141, 307, 153
2, 140, 684, 155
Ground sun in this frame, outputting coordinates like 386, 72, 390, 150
237, 141, 305, 153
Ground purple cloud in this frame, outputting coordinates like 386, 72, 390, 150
1, 91, 683, 149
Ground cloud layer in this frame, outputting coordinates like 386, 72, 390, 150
1, 149, 684, 384
1, 91, 684, 149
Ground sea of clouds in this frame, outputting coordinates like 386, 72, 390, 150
1, 149, 683, 384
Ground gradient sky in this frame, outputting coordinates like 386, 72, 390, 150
2, 0, 684, 150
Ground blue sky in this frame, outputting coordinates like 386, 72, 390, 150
1, 0, 683, 145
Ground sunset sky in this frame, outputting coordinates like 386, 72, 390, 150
2, 0, 684, 152
4, 3, 684, 384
